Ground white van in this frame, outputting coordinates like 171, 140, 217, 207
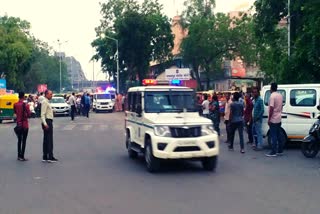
125, 82, 219, 172
261, 84, 320, 145
92, 92, 115, 112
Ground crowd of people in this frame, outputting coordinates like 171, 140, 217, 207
200, 83, 284, 157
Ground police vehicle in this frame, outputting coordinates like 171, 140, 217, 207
125, 79, 219, 172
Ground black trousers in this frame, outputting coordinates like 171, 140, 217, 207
70, 105, 76, 120
17, 128, 28, 158
42, 119, 54, 159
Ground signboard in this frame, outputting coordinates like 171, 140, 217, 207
165, 68, 190, 80
37, 84, 47, 93
0, 79, 6, 89
231, 67, 246, 77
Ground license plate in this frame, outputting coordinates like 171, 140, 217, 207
178, 141, 196, 146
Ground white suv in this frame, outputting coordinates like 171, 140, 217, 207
125, 84, 219, 172
92, 92, 115, 112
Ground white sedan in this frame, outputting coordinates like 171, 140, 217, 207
50, 97, 70, 116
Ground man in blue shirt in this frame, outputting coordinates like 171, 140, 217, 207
84, 93, 91, 118
252, 87, 264, 150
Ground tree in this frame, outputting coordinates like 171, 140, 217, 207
0, 16, 33, 90
92, 0, 173, 91
254, 0, 320, 83
0, 15, 69, 92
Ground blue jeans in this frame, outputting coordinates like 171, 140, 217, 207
253, 120, 263, 149
269, 122, 283, 154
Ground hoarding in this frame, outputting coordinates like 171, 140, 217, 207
165, 68, 190, 80
0, 79, 6, 89
37, 84, 47, 93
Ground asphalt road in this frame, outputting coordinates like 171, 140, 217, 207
0, 112, 320, 214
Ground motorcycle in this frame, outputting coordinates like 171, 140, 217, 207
301, 105, 320, 158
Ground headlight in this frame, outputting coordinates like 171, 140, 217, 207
201, 125, 217, 136
154, 126, 171, 137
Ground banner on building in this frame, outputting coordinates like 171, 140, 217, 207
165, 68, 190, 80
37, 84, 47, 93
231, 67, 246, 78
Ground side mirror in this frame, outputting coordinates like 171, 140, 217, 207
317, 105, 320, 111
136, 104, 142, 117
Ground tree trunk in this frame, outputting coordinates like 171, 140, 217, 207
193, 64, 202, 91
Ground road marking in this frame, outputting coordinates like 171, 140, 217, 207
99, 125, 109, 131
62, 124, 76, 130
80, 124, 92, 131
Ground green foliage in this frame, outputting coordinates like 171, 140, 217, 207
0, 15, 69, 92
92, 0, 173, 91
254, 0, 320, 83
180, 0, 259, 90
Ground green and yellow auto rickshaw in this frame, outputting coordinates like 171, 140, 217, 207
0, 94, 19, 123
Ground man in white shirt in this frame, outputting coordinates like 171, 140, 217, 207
41, 90, 58, 163
202, 94, 210, 119
224, 93, 232, 144
68, 92, 77, 121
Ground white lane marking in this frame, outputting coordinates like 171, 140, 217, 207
62, 124, 76, 130
99, 125, 109, 131
80, 124, 92, 131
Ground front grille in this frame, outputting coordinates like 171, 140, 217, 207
174, 146, 201, 152
170, 127, 201, 138
100, 102, 108, 105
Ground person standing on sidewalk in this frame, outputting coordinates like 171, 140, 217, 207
224, 93, 232, 144
14, 92, 31, 161
228, 92, 245, 153
68, 92, 77, 121
244, 93, 254, 144
41, 90, 58, 163
252, 87, 264, 151
266, 83, 284, 157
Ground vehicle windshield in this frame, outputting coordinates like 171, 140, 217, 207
144, 91, 197, 113
96, 94, 111, 99
50, 98, 65, 104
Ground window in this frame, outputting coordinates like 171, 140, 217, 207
290, 89, 316, 107
96, 94, 111, 99
144, 90, 197, 113
264, 90, 286, 106
126, 92, 141, 112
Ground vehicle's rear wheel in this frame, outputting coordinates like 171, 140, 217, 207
145, 139, 160, 173
202, 156, 218, 171
126, 131, 138, 159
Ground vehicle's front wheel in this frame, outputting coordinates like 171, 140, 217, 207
202, 156, 218, 171
301, 141, 319, 158
145, 140, 160, 173
126, 131, 138, 159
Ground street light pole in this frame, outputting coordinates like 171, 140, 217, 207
104, 35, 119, 93
57, 39, 67, 93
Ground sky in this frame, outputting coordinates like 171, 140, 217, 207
0, 0, 254, 81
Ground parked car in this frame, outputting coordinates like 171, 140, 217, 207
50, 97, 70, 116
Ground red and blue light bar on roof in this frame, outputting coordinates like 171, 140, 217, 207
142, 79, 182, 86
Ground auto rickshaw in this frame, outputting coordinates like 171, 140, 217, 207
0, 94, 19, 123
